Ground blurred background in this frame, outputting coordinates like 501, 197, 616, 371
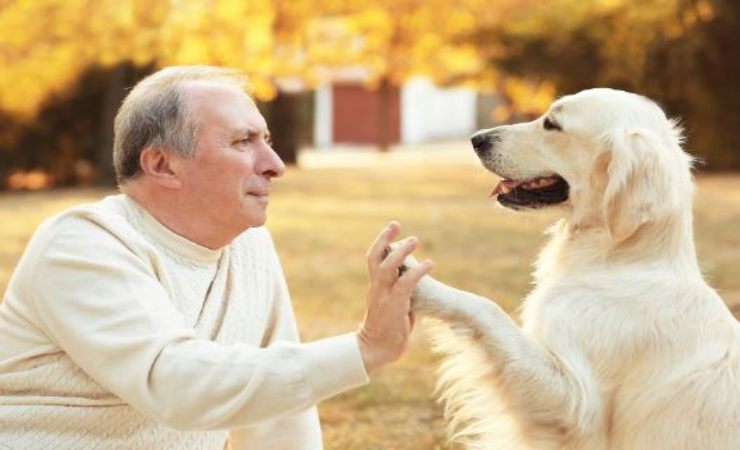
1, 0, 738, 448
1, 0, 739, 187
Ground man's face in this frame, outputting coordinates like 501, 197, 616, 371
175, 82, 285, 238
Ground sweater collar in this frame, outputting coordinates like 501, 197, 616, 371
122, 195, 223, 263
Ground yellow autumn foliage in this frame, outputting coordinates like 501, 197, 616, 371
0, 0, 713, 119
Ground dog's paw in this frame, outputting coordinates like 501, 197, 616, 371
382, 244, 421, 276
400, 253, 422, 275
381, 243, 446, 315
411, 275, 442, 314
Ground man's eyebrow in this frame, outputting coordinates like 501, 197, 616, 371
230, 128, 271, 140
231, 127, 258, 137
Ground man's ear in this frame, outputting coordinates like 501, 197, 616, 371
138, 147, 182, 189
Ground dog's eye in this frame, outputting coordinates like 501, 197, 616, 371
543, 117, 562, 131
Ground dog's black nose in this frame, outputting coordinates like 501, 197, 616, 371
471, 132, 491, 155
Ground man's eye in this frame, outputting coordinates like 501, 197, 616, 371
265, 136, 273, 147
544, 117, 562, 131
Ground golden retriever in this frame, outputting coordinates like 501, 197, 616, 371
408, 88, 740, 449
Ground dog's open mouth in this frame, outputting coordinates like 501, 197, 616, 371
491, 175, 569, 209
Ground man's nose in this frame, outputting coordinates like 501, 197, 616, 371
262, 145, 286, 178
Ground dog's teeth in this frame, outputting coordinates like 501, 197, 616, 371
493, 179, 522, 195
521, 177, 558, 190
539, 177, 557, 187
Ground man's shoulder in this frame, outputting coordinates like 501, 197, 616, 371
9, 195, 148, 291
32, 194, 146, 252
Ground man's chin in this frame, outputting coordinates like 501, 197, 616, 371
253, 217, 267, 228
245, 210, 268, 229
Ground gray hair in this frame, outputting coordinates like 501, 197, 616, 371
113, 65, 250, 183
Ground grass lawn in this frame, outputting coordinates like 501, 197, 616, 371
1, 146, 738, 449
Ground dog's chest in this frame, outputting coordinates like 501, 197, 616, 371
522, 285, 655, 378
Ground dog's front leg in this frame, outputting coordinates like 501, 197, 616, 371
413, 275, 601, 440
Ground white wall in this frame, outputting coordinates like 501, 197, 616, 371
401, 78, 477, 144
313, 84, 333, 149
313, 78, 477, 148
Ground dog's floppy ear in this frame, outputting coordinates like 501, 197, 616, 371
601, 128, 679, 244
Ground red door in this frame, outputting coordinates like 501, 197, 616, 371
332, 83, 400, 145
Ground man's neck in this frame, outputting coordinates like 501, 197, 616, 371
121, 181, 235, 250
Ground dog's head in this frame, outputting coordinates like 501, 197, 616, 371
472, 88, 693, 243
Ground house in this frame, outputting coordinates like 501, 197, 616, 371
313, 75, 479, 148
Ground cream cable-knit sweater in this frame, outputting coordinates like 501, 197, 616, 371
0, 194, 369, 449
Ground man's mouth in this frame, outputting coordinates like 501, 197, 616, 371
247, 192, 270, 202
246, 186, 271, 197
490, 175, 569, 209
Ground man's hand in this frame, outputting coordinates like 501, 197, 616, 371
357, 221, 433, 374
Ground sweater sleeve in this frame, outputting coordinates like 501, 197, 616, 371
25, 214, 369, 431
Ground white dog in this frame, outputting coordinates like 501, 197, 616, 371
409, 88, 740, 449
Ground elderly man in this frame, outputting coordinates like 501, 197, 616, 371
0, 66, 432, 449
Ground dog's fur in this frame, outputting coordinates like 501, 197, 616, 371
411, 89, 740, 449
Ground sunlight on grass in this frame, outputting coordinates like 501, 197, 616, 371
0, 152, 738, 449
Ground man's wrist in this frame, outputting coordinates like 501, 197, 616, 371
355, 331, 383, 375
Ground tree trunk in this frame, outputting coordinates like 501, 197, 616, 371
97, 64, 128, 186
377, 76, 392, 152
268, 91, 299, 165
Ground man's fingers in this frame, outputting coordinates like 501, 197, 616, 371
366, 221, 401, 270
380, 236, 418, 273
395, 259, 434, 292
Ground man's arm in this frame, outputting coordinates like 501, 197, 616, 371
25, 215, 368, 431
